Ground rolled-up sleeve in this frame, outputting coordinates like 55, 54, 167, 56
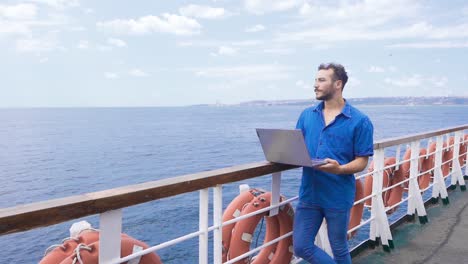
354, 117, 374, 157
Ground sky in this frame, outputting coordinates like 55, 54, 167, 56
1, 0, 468, 107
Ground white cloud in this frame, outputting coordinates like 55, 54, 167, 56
367, 66, 385, 73
129, 68, 148, 77
97, 14, 201, 36
0, 21, 31, 34
263, 47, 294, 55
0, 3, 37, 20
245, 24, 265, 32
77, 40, 89, 49
299, 0, 420, 26
194, 64, 293, 81
245, 0, 302, 15
97, 45, 112, 51
179, 4, 226, 19
28, 0, 79, 10
107, 38, 127, 47
177, 39, 262, 48
104, 72, 119, 79
276, 0, 445, 44
277, 0, 468, 47
217, 46, 237, 56
384, 75, 448, 88
16, 38, 60, 53
276, 22, 468, 43
387, 41, 468, 49
296, 80, 312, 90
84, 8, 94, 14
347, 77, 361, 88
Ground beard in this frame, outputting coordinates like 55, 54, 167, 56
315, 90, 333, 101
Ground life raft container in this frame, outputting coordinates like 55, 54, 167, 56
363, 157, 405, 214
40, 227, 162, 264
222, 189, 294, 264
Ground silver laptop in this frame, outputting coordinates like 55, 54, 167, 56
256, 128, 327, 167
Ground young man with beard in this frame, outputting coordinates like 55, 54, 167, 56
293, 63, 374, 264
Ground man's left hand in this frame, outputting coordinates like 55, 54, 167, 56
316, 158, 344, 174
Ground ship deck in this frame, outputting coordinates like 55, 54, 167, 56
353, 183, 468, 264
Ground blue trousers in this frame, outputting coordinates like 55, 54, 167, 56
293, 202, 351, 264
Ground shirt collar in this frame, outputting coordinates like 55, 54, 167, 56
313, 99, 352, 118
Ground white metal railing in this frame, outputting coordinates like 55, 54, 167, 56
97, 128, 467, 263
0, 126, 467, 264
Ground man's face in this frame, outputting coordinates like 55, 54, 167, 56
314, 69, 340, 101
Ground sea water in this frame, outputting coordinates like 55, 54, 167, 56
0, 105, 467, 263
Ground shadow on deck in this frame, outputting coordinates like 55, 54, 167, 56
353, 181, 468, 264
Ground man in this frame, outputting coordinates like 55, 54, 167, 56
293, 63, 374, 264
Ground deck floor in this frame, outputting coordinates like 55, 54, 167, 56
353, 182, 468, 264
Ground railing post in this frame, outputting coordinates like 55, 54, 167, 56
270, 172, 281, 216
407, 140, 428, 224
465, 132, 468, 177
369, 148, 393, 251
450, 131, 466, 191
395, 145, 401, 170
432, 135, 449, 204
213, 185, 223, 264
99, 209, 122, 264
199, 188, 209, 264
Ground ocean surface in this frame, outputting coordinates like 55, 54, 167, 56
0, 105, 467, 263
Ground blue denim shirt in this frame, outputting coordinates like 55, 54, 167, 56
296, 101, 374, 209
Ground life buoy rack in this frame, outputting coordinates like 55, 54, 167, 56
40, 229, 162, 264
222, 189, 294, 264
363, 157, 405, 214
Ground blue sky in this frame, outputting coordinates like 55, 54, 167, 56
1, 0, 467, 107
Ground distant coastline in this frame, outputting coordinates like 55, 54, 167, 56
233, 96, 468, 107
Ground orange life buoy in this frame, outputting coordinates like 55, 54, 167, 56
224, 191, 294, 264
40, 230, 162, 264
40, 230, 101, 264
441, 142, 452, 176
418, 148, 433, 190
426, 142, 437, 172
363, 157, 404, 214
268, 203, 294, 263
461, 135, 468, 165
58, 235, 162, 264
448, 136, 466, 167
222, 188, 262, 262
348, 179, 364, 239
401, 148, 432, 190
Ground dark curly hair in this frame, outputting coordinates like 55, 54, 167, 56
318, 63, 348, 90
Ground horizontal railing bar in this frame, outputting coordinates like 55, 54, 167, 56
116, 230, 203, 263
373, 124, 468, 149
0, 161, 297, 235
385, 196, 410, 213
347, 216, 375, 234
